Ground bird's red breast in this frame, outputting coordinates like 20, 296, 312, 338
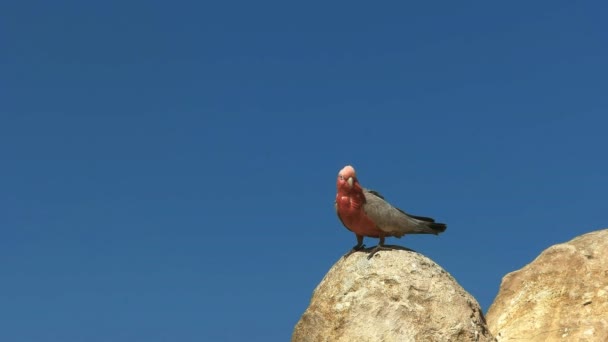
336, 189, 383, 238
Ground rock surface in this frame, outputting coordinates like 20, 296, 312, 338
292, 247, 494, 342
487, 229, 608, 341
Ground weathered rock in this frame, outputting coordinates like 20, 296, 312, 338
292, 247, 494, 342
487, 229, 608, 341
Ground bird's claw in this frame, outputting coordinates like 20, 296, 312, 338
353, 244, 366, 251
366, 245, 392, 259
343, 244, 366, 258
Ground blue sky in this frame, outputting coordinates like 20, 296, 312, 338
2, 1, 607, 341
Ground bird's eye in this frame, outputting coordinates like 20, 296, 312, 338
339, 175, 344, 180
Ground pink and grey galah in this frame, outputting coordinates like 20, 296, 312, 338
335, 165, 447, 259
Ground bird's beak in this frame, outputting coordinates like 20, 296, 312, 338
347, 177, 354, 188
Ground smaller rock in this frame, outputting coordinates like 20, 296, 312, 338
486, 229, 608, 342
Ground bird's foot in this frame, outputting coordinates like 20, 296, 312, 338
343, 244, 366, 258
367, 245, 392, 259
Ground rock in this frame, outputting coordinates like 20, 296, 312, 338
487, 229, 608, 341
292, 247, 494, 342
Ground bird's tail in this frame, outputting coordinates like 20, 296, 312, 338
411, 220, 447, 235
426, 222, 447, 234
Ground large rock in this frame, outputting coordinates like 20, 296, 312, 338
487, 229, 608, 341
292, 247, 494, 342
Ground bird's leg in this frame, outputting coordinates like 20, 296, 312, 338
367, 236, 392, 259
343, 235, 365, 258
352, 234, 365, 250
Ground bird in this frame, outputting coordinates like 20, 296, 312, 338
335, 165, 447, 259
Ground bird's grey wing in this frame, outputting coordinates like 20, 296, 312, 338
362, 189, 422, 237
365, 188, 435, 222
365, 189, 385, 199
395, 208, 436, 223
363, 189, 446, 236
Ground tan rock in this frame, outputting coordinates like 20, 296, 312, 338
292, 247, 494, 342
487, 229, 608, 341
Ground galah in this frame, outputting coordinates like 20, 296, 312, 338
335, 165, 447, 259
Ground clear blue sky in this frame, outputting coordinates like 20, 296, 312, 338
2, 1, 607, 341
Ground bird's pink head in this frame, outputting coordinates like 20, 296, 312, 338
337, 165, 362, 193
